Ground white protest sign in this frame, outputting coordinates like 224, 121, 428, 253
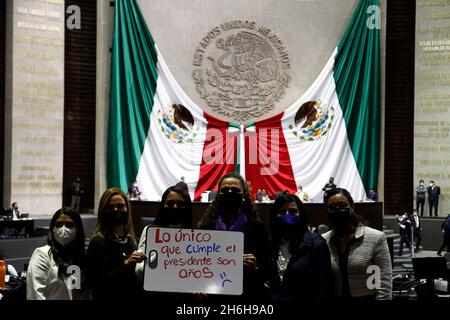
143, 227, 243, 295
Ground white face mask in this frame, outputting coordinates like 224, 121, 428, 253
53, 226, 76, 246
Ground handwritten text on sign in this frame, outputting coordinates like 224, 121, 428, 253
143, 227, 243, 295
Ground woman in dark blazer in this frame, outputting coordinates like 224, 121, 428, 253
267, 193, 333, 301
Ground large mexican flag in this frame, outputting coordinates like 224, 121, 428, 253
107, 0, 237, 200
107, 0, 380, 202
245, 0, 380, 201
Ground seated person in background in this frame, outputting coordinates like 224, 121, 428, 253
255, 189, 264, 202
322, 188, 392, 300
135, 185, 193, 281
86, 188, 146, 300
295, 186, 309, 203
275, 190, 289, 200
208, 190, 217, 202
367, 188, 378, 202
128, 179, 142, 201
261, 189, 271, 202
267, 194, 333, 301
11, 202, 20, 220
198, 172, 270, 301
27, 208, 85, 300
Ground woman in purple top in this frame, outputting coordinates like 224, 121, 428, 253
198, 172, 270, 300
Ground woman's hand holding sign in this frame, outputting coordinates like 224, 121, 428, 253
124, 250, 147, 267
243, 253, 258, 271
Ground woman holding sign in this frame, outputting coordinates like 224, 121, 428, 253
86, 188, 146, 300
268, 194, 333, 301
135, 185, 193, 282
198, 172, 270, 300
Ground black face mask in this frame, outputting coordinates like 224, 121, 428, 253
327, 207, 351, 229
103, 211, 128, 228
163, 208, 185, 226
217, 192, 243, 212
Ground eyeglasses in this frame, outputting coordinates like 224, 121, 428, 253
54, 221, 75, 229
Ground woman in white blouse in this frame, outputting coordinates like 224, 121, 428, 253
27, 208, 85, 300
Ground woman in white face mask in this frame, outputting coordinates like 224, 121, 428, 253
27, 208, 85, 300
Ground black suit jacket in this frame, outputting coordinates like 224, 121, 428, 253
427, 186, 441, 199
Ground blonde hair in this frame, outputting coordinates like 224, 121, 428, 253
91, 187, 136, 240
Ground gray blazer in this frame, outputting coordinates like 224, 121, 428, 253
322, 225, 392, 300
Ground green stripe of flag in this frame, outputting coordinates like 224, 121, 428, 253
107, 0, 158, 191
334, 0, 381, 191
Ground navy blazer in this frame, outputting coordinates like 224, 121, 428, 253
268, 232, 333, 301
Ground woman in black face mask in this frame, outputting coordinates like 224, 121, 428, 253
198, 172, 270, 301
135, 186, 192, 283
268, 194, 333, 301
86, 188, 146, 300
322, 188, 392, 300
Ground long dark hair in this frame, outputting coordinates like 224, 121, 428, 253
270, 194, 309, 254
323, 187, 366, 227
198, 172, 259, 228
47, 207, 85, 279
153, 186, 193, 228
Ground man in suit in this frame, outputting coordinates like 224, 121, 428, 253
175, 176, 189, 193
427, 180, 441, 217
70, 177, 84, 212
322, 177, 336, 201
397, 213, 412, 256
416, 180, 426, 217
437, 214, 450, 256
367, 188, 378, 202
409, 209, 422, 252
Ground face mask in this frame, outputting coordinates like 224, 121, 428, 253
430, 183, 434, 187
53, 226, 76, 246
103, 211, 128, 228
276, 214, 300, 240
279, 214, 299, 225
164, 208, 184, 226
217, 192, 243, 212
327, 207, 351, 229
